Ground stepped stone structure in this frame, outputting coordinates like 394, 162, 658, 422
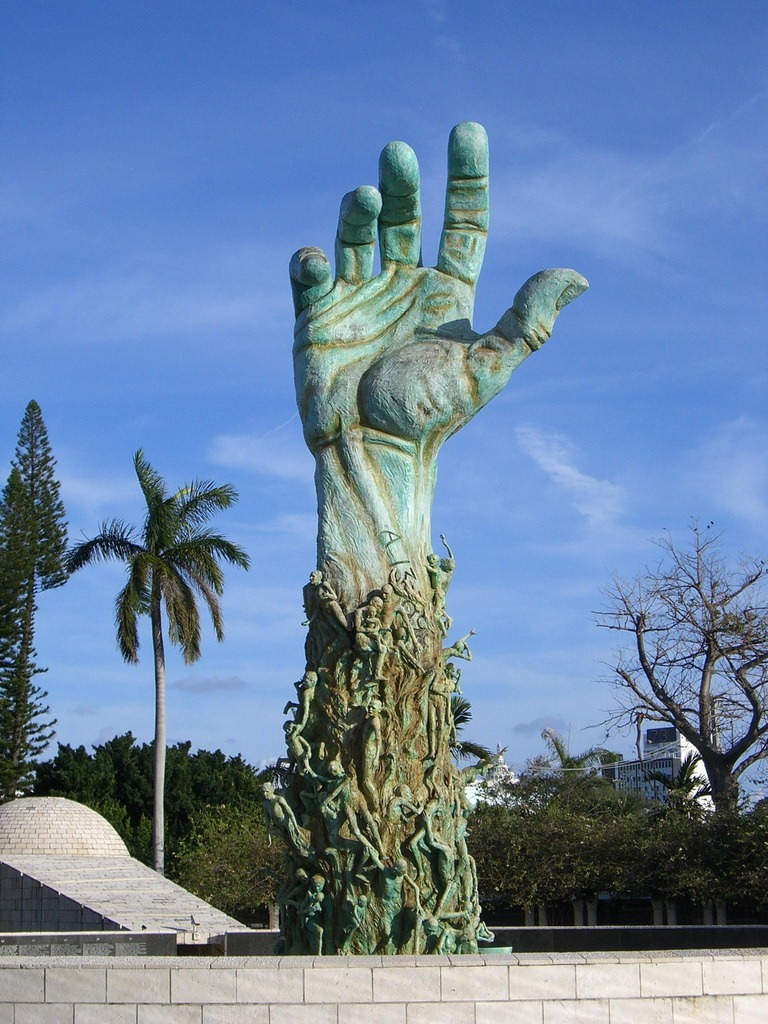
0, 797, 248, 944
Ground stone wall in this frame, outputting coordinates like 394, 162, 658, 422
1, 949, 766, 1022
0, 864, 115, 932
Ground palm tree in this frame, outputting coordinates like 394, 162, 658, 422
540, 728, 619, 773
65, 450, 250, 873
645, 752, 713, 816
451, 693, 493, 763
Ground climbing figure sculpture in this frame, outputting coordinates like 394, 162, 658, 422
266, 121, 588, 954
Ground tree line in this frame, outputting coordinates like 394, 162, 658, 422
469, 745, 768, 927
1, 400, 767, 899
30, 728, 768, 928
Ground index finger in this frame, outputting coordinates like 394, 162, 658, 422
436, 122, 489, 288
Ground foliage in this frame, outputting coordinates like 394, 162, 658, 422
468, 800, 643, 912
468, 729, 768, 919
0, 402, 67, 799
450, 693, 493, 762
174, 802, 284, 924
33, 732, 264, 870
491, 730, 628, 817
644, 752, 712, 817
597, 524, 768, 812
64, 450, 250, 873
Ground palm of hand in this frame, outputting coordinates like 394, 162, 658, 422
292, 123, 489, 453
289, 122, 587, 604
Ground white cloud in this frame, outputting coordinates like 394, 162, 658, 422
511, 715, 568, 737
690, 417, 768, 533
59, 470, 139, 524
172, 675, 250, 694
515, 425, 625, 528
488, 93, 767, 262
2, 244, 287, 342
209, 417, 313, 483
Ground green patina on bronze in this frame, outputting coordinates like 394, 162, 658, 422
265, 122, 588, 954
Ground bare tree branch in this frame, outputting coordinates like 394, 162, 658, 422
595, 524, 768, 812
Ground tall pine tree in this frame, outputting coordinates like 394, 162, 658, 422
0, 401, 67, 800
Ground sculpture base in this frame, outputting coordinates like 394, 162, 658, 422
266, 569, 490, 955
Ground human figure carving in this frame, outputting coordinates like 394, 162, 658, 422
292, 874, 326, 954
444, 629, 475, 664
353, 594, 390, 688
320, 762, 385, 870
263, 782, 312, 858
282, 670, 318, 724
427, 534, 455, 635
291, 122, 587, 610
427, 668, 457, 759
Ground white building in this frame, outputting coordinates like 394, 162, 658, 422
601, 726, 711, 806
464, 747, 518, 806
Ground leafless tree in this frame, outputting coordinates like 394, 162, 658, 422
597, 524, 768, 812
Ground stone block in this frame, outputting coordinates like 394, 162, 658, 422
475, 1000, 544, 1024
440, 964, 509, 1001
236, 967, 304, 1003
702, 958, 763, 995
13, 1008, 74, 1024
606, 997, 674, 1024
734, 993, 768, 1023
338, 1004, 406, 1024
0, 967, 45, 1000
304, 965, 373, 1003
202, 1008, 269, 1024
407, 1004, 477, 1024
137, 1008, 202, 1024
509, 965, 576, 1001
575, 962, 641, 999
75, 1005, 137, 1024
171, 968, 236, 1004
542, 999, 610, 1023
672, 994, 736, 1023
108, 969, 171, 1004
46, 967, 106, 1003
268, 1007, 337, 1024
372, 965, 441, 1003
640, 961, 703, 998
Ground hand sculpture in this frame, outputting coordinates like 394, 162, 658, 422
291, 122, 587, 609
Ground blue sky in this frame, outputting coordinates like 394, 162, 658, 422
2, 1, 767, 775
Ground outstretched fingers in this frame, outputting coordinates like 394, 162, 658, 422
378, 141, 422, 268
437, 122, 489, 288
335, 185, 383, 285
290, 247, 334, 317
496, 268, 589, 348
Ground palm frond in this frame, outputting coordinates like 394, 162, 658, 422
115, 566, 150, 663
65, 521, 142, 573
157, 564, 202, 663
453, 739, 494, 763
450, 694, 474, 730
167, 535, 250, 593
173, 482, 239, 529
166, 540, 226, 594
184, 573, 224, 642
133, 450, 167, 513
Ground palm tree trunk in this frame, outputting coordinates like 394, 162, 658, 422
151, 592, 166, 875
